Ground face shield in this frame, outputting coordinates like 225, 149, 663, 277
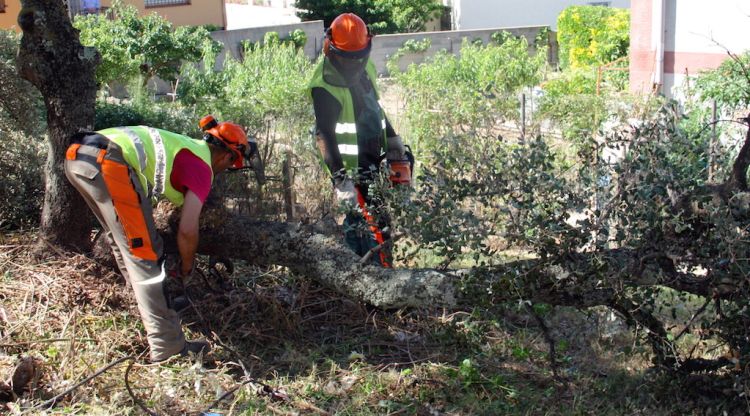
240, 137, 266, 185
203, 130, 266, 185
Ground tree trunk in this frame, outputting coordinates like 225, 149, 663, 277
154, 204, 458, 309
16, 0, 98, 251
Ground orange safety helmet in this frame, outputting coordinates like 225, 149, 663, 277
323, 13, 372, 58
199, 115, 250, 169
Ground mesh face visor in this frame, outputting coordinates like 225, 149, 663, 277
329, 40, 372, 59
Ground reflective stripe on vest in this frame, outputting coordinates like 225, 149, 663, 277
121, 127, 148, 172
335, 123, 357, 135
338, 144, 359, 155
145, 127, 167, 197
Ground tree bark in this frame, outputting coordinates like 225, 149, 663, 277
16, 0, 98, 251
155, 204, 458, 309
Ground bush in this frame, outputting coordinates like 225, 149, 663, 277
557, 5, 630, 69
0, 30, 45, 230
676, 52, 750, 184
95, 99, 198, 136
691, 52, 750, 112
0, 132, 44, 230
288, 29, 308, 49
393, 36, 547, 157
538, 68, 604, 141
74, 0, 220, 88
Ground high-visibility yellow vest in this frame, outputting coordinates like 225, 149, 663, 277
100, 126, 213, 206
308, 58, 387, 173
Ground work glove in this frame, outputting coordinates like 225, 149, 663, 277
169, 259, 196, 281
334, 176, 358, 209
386, 135, 406, 161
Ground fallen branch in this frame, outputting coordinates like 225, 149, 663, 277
34, 355, 135, 411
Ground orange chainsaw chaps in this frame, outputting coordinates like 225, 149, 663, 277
100, 158, 158, 262
356, 189, 392, 268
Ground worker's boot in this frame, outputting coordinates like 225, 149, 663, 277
181, 339, 211, 357
151, 340, 211, 363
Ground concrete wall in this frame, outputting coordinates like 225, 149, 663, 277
630, 0, 750, 97
210, 20, 325, 67
370, 26, 557, 74
0, 0, 21, 31
211, 23, 555, 75
449, 0, 630, 31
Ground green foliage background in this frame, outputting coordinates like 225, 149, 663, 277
393, 34, 547, 160
557, 5, 630, 69
538, 5, 631, 142
295, 0, 444, 33
74, 0, 220, 87
0, 30, 45, 230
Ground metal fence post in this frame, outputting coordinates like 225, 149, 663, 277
521, 93, 526, 141
282, 150, 295, 221
710, 99, 717, 182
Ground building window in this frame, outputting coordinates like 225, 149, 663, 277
145, 0, 190, 7
587, 1, 611, 6
0, 0, 6, 13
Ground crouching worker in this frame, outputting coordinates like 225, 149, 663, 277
308, 12, 413, 267
64, 117, 258, 362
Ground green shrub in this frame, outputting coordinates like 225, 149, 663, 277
263, 31, 282, 46
74, 0, 220, 87
557, 5, 629, 69
95, 99, 198, 136
691, 52, 750, 112
677, 52, 750, 183
401, 38, 432, 53
179, 41, 313, 137
538, 68, 603, 141
393, 37, 547, 157
0, 132, 44, 230
288, 29, 308, 49
246, 30, 308, 51
178, 41, 320, 219
0, 30, 45, 230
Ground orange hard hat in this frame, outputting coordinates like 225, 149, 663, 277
199, 115, 249, 168
325, 13, 372, 57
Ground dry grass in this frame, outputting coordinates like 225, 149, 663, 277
0, 231, 708, 415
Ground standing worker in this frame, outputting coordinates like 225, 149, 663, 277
64, 117, 260, 362
308, 12, 413, 267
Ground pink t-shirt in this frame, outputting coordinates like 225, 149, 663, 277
170, 149, 212, 204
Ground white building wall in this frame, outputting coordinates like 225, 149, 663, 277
453, 0, 630, 30
667, 0, 750, 54
631, 0, 750, 98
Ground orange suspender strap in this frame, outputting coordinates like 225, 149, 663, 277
66, 144, 81, 161
356, 188, 392, 268
99, 158, 158, 262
